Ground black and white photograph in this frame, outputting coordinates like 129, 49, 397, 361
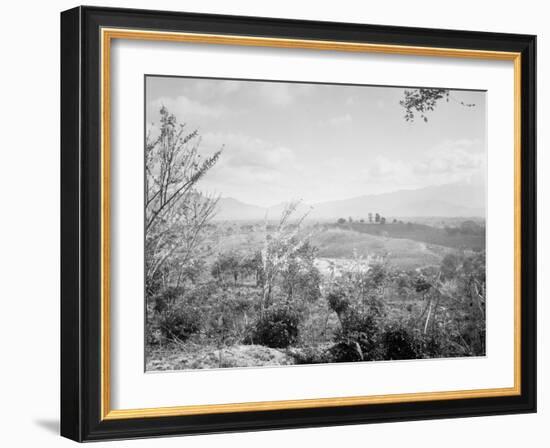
144, 76, 487, 371
53, 4, 539, 443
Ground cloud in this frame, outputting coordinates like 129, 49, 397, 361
147, 95, 226, 124
418, 139, 484, 175
167, 78, 242, 100
413, 150, 483, 175
217, 80, 241, 95
328, 114, 353, 126
363, 139, 485, 189
257, 84, 294, 106
202, 132, 296, 170
196, 132, 302, 205
255, 83, 315, 107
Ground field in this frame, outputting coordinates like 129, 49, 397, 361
202, 220, 476, 267
345, 221, 485, 251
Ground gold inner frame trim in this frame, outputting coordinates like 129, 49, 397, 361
100, 27, 522, 421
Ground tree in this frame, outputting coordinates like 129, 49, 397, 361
400, 88, 475, 122
211, 252, 242, 285
421, 252, 486, 354
240, 251, 263, 286
375, 213, 380, 223
260, 201, 311, 315
337, 218, 346, 225
380, 217, 386, 225
279, 240, 321, 304
145, 106, 222, 297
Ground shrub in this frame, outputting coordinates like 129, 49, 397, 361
211, 252, 242, 285
289, 345, 333, 364
145, 313, 162, 346
382, 325, 419, 360
367, 262, 388, 289
326, 289, 350, 317
158, 302, 203, 342
204, 292, 253, 347
331, 310, 384, 362
458, 319, 486, 356
421, 334, 443, 357
440, 253, 460, 280
184, 281, 218, 305
413, 274, 431, 294
329, 339, 366, 362
279, 240, 322, 304
249, 306, 301, 348
395, 271, 413, 296
152, 286, 185, 314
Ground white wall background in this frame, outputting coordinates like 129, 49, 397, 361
0, 0, 546, 446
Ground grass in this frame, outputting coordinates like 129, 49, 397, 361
207, 223, 455, 270
345, 221, 485, 251
311, 227, 452, 270
147, 343, 294, 371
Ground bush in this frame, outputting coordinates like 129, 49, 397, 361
289, 345, 332, 364
331, 310, 384, 362
421, 334, 443, 358
158, 303, 203, 342
329, 339, 366, 362
326, 290, 350, 317
204, 292, 253, 346
249, 306, 301, 348
211, 252, 242, 285
440, 253, 460, 280
382, 325, 419, 360
413, 275, 431, 294
145, 315, 162, 346
152, 286, 185, 314
458, 319, 485, 356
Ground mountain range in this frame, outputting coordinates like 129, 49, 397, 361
212, 182, 485, 221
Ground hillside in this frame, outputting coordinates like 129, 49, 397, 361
213, 182, 485, 221
311, 228, 452, 270
207, 225, 452, 270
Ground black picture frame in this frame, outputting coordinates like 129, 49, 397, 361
61, 5, 536, 442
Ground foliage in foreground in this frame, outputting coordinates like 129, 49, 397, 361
147, 241, 486, 369
246, 306, 301, 348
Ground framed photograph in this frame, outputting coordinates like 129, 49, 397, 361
60, 6, 536, 442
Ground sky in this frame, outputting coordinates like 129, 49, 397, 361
145, 76, 486, 208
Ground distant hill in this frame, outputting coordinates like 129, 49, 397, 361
213, 182, 485, 221
213, 197, 267, 221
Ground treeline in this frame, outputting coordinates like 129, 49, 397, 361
337, 212, 392, 225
